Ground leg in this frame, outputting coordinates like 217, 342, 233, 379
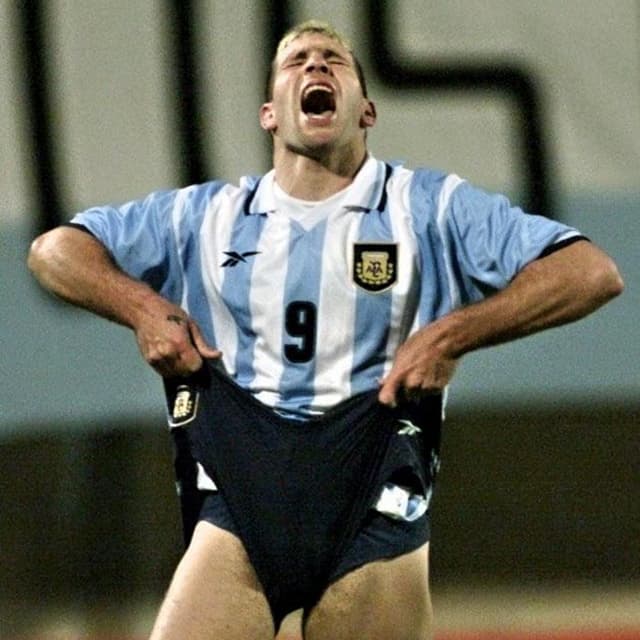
149, 520, 275, 640
303, 543, 432, 640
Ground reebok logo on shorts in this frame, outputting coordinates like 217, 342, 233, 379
397, 419, 421, 436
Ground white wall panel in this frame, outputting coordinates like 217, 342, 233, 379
393, 0, 640, 191
47, 0, 174, 211
196, 0, 270, 181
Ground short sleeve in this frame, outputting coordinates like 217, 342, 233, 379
70, 189, 184, 299
444, 181, 581, 298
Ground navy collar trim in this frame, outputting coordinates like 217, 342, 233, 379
243, 161, 394, 216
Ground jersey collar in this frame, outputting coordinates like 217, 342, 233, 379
243, 155, 393, 216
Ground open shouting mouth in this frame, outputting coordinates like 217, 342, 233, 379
301, 84, 336, 122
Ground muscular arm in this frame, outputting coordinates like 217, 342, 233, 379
28, 226, 220, 376
378, 239, 624, 405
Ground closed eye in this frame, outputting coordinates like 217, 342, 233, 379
326, 50, 348, 62
281, 48, 351, 69
281, 50, 308, 68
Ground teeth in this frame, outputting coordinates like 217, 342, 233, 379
303, 85, 333, 99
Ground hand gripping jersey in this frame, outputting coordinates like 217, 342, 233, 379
71, 156, 581, 419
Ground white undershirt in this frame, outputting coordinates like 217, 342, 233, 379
272, 180, 351, 230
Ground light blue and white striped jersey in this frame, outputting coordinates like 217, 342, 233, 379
71, 156, 581, 418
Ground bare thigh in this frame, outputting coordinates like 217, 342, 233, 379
149, 520, 275, 640
303, 543, 432, 640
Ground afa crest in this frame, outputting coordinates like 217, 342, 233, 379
168, 385, 199, 428
353, 243, 398, 293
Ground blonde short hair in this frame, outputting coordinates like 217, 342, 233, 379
275, 20, 354, 60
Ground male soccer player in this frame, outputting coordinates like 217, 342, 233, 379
28, 20, 623, 640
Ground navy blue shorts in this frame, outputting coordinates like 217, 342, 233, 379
166, 362, 441, 630
198, 488, 430, 596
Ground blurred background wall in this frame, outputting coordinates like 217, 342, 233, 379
1, 0, 638, 635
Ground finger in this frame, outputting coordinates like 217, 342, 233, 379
148, 351, 197, 378
377, 376, 400, 408
188, 320, 222, 359
147, 336, 203, 377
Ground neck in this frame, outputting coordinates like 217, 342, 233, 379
272, 142, 368, 200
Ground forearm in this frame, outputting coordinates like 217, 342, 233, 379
28, 225, 220, 376
27, 226, 165, 329
378, 240, 623, 405
432, 240, 624, 358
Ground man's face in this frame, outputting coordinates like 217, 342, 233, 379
260, 32, 376, 154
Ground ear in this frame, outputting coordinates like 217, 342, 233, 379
259, 102, 277, 132
360, 99, 377, 129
